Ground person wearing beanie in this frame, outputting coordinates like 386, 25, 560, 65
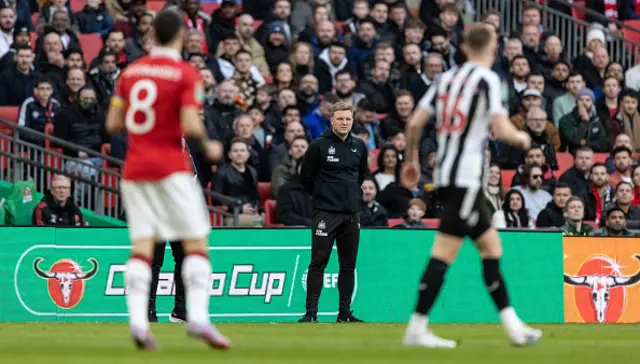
573, 24, 606, 78
559, 86, 610, 154
0, 26, 30, 70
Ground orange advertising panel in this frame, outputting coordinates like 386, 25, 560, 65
563, 237, 640, 323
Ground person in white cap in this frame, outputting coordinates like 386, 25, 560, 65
573, 24, 606, 77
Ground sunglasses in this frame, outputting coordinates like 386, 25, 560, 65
531, 174, 543, 179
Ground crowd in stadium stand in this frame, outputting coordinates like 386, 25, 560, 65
4, 0, 640, 235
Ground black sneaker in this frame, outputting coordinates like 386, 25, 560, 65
337, 311, 364, 323
298, 313, 318, 323
170, 310, 187, 323
148, 311, 158, 323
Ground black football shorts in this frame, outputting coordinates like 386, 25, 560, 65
437, 186, 492, 240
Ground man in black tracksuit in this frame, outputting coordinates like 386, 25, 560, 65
299, 101, 369, 323
148, 242, 186, 322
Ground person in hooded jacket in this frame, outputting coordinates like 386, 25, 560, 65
275, 160, 313, 226
264, 21, 291, 74
75, 0, 113, 38
314, 41, 352, 94
32, 174, 85, 226
88, 49, 119, 109
536, 182, 571, 228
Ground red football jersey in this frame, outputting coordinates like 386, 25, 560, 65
113, 47, 204, 181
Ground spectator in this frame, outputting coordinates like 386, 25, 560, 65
76, 0, 113, 38
303, 92, 337, 140
402, 18, 427, 52
552, 72, 584, 126
213, 137, 260, 226
390, 130, 406, 157
231, 114, 270, 182
290, 42, 313, 82
32, 174, 85, 226
277, 87, 297, 111
0, 7, 16, 58
506, 104, 559, 169
177, 0, 212, 54
264, 21, 291, 75
494, 189, 532, 229
388, 1, 408, 39
546, 60, 570, 102
269, 117, 304, 165
484, 162, 504, 218
37, 0, 77, 31
524, 72, 554, 120
537, 35, 563, 82
360, 177, 388, 227
597, 77, 621, 142
295, 73, 320, 117
0, 44, 39, 106
356, 59, 394, 114
35, 32, 64, 74
342, 0, 370, 47
606, 181, 640, 229
573, 25, 605, 77
271, 135, 308, 198
435, 3, 463, 46
92, 29, 127, 69
248, 103, 274, 148
626, 47, 640, 91
520, 24, 540, 68
398, 44, 426, 100
509, 145, 557, 193
560, 147, 595, 204
0, 25, 29, 71
536, 182, 572, 228
353, 99, 381, 149
561, 197, 594, 236
347, 18, 377, 78
609, 146, 634, 187
393, 198, 428, 229
590, 206, 637, 236
274, 61, 295, 91
509, 88, 540, 130
232, 49, 261, 107
200, 68, 215, 107
298, 9, 334, 56
428, 25, 457, 71
275, 160, 312, 226
583, 47, 609, 91
380, 90, 414, 141
123, 12, 152, 62
18, 77, 60, 145
419, 151, 436, 186
605, 133, 634, 173
291, 0, 334, 39
61, 67, 86, 105
373, 145, 401, 192
332, 69, 365, 108
46, 10, 81, 51
586, 162, 615, 224
53, 86, 107, 158
88, 49, 119, 108
221, 13, 270, 77
209, 0, 238, 52
376, 177, 424, 219
112, 0, 148, 38
610, 89, 640, 151
605, 62, 625, 87
256, 0, 293, 45
315, 41, 353, 94
511, 164, 553, 222
559, 88, 609, 154
633, 165, 640, 206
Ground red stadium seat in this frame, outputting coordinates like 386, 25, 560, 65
201, 3, 220, 15
29, 32, 37, 50
100, 169, 119, 209
264, 199, 278, 226
263, 75, 273, 84
0, 106, 19, 123
369, 148, 380, 171
70, 0, 84, 12
572, 1, 585, 21
623, 20, 640, 46
388, 218, 403, 227
335, 21, 345, 34
501, 169, 516, 191
147, 1, 165, 12
30, 13, 38, 28
44, 123, 54, 149
78, 33, 103, 68
594, 153, 608, 164
423, 219, 440, 228
258, 182, 271, 210
556, 152, 573, 175
253, 20, 263, 32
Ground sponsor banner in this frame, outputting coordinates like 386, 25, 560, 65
563, 237, 640, 323
1, 228, 562, 323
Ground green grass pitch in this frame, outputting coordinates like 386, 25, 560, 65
0, 323, 638, 363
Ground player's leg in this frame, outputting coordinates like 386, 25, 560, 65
121, 181, 160, 350
472, 227, 542, 346
169, 240, 187, 322
404, 187, 470, 349
335, 213, 363, 322
300, 211, 339, 322
148, 242, 167, 322
159, 173, 230, 349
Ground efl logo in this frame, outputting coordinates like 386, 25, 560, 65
33, 258, 98, 309
564, 255, 640, 323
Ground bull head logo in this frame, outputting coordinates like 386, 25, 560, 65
33, 258, 98, 308
564, 254, 640, 323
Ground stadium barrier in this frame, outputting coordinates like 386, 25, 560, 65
2, 228, 639, 323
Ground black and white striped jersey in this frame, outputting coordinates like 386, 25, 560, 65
417, 62, 506, 189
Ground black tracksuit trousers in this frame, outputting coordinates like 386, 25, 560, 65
305, 210, 360, 315
149, 241, 186, 316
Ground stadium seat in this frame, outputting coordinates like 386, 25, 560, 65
258, 182, 271, 210
147, 1, 165, 12
556, 152, 573, 175
0, 106, 19, 123
369, 148, 380, 171
584, 220, 598, 229
78, 33, 103, 68
253, 20, 263, 32
623, 20, 640, 45
29, 32, 37, 50
594, 153, 608, 164
263, 75, 273, 84
70, 0, 84, 12
388, 218, 403, 227
100, 169, 119, 209
423, 219, 440, 228
201, 3, 220, 15
3, 180, 38, 225
30, 13, 38, 28
205, 181, 227, 226
572, 1, 585, 21
501, 169, 516, 190
335, 21, 345, 34
264, 199, 284, 227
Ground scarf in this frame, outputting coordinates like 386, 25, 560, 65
636, 0, 640, 15
633, 187, 640, 207
484, 186, 503, 212
185, 13, 208, 54
592, 185, 613, 225
604, 0, 618, 20
617, 110, 640, 152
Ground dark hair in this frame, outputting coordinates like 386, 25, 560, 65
14, 43, 32, 54
604, 206, 626, 227
521, 163, 542, 186
153, 9, 186, 46
282, 105, 301, 115
335, 68, 352, 80
223, 33, 240, 42
394, 89, 414, 100
526, 72, 544, 82
359, 17, 376, 29
567, 72, 584, 81
523, 1, 540, 12
330, 40, 347, 50
229, 136, 250, 148
555, 59, 570, 69
502, 189, 530, 227
104, 29, 124, 42
234, 49, 252, 59
615, 181, 633, 193
612, 145, 632, 157
553, 182, 571, 194
526, 144, 543, 156
482, 9, 501, 20
356, 99, 377, 112
321, 92, 340, 104
36, 77, 53, 88
64, 48, 83, 59
440, 3, 459, 14
510, 55, 529, 67
590, 162, 608, 174
375, 144, 401, 182
430, 24, 448, 39
291, 135, 308, 145
575, 146, 593, 155
603, 75, 620, 85
246, 103, 262, 114
98, 49, 116, 63
621, 88, 640, 101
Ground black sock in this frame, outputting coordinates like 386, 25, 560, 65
482, 258, 510, 311
305, 268, 324, 315
415, 258, 449, 315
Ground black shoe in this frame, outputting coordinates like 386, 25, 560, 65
337, 311, 364, 323
170, 310, 187, 323
148, 311, 158, 323
298, 313, 318, 323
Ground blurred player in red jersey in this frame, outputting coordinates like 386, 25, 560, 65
106, 9, 230, 351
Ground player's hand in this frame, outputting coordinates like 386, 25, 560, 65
242, 203, 256, 214
401, 162, 421, 189
518, 132, 531, 151
204, 140, 224, 162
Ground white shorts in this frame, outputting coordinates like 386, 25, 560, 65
121, 172, 211, 242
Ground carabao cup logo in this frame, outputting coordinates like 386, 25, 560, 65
33, 258, 98, 309
564, 255, 640, 323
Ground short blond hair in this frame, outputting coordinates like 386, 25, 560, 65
331, 101, 353, 116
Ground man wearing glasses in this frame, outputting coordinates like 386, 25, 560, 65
511, 164, 552, 222
32, 174, 86, 226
